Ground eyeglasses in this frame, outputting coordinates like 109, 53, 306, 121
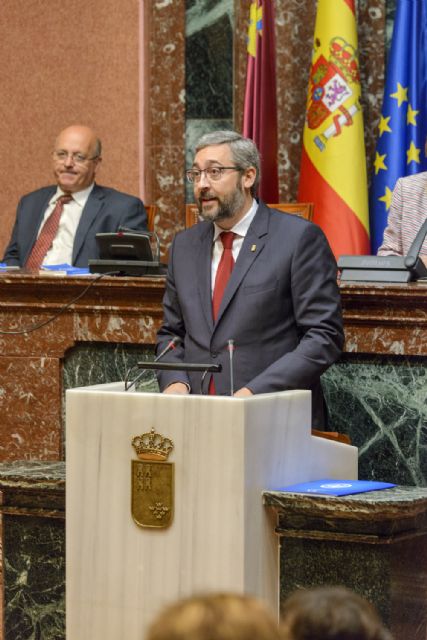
186, 166, 242, 183
53, 150, 99, 165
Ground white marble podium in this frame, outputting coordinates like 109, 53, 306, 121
66, 384, 357, 640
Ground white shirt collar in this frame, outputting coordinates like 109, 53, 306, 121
213, 198, 258, 241
52, 183, 95, 208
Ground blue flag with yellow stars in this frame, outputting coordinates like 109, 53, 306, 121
369, 0, 427, 254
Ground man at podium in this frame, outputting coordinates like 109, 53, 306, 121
156, 130, 344, 429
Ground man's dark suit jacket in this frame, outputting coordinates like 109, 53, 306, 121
2, 184, 148, 267
156, 201, 344, 429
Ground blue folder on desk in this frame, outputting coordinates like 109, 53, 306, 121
277, 479, 396, 497
41, 264, 90, 275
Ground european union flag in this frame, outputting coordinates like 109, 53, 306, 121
369, 0, 427, 254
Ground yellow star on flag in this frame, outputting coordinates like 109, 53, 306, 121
378, 115, 392, 136
390, 82, 408, 107
407, 104, 419, 126
406, 141, 421, 164
378, 186, 393, 210
374, 152, 387, 174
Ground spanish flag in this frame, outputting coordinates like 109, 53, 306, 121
298, 0, 370, 258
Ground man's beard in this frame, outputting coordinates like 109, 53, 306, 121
197, 183, 245, 223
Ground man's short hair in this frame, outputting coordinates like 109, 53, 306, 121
195, 130, 261, 197
93, 137, 102, 158
280, 586, 392, 640
145, 592, 281, 640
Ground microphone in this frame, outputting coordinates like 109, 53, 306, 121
228, 339, 235, 396
404, 217, 427, 278
125, 336, 181, 391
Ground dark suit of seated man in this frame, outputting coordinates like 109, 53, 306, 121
2, 124, 148, 269
155, 130, 344, 430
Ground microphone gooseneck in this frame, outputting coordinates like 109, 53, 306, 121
228, 339, 235, 396
125, 336, 181, 391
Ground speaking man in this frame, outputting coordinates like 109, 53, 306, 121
2, 124, 147, 269
155, 130, 344, 428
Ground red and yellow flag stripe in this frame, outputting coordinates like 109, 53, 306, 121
298, 0, 370, 257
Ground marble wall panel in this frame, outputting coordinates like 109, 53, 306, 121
390, 537, 427, 640
73, 310, 162, 345
357, 0, 387, 185
0, 312, 77, 358
0, 461, 65, 640
0, 357, 61, 461
280, 538, 391, 625
0, 0, 142, 260
185, 1, 234, 203
142, 1, 186, 251
322, 356, 427, 486
3, 515, 65, 640
186, 1, 234, 119
63, 343, 158, 393
143, 143, 188, 256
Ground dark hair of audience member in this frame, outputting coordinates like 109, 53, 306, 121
145, 592, 282, 640
280, 586, 393, 640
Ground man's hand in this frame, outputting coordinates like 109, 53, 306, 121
233, 387, 253, 398
163, 382, 190, 395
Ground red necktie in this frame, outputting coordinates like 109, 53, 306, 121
26, 194, 73, 270
209, 231, 235, 394
212, 231, 236, 320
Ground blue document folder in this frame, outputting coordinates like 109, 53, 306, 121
41, 264, 90, 275
277, 479, 396, 497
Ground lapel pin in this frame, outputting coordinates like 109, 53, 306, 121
251, 244, 257, 252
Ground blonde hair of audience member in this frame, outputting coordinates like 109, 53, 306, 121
280, 586, 393, 640
145, 592, 283, 640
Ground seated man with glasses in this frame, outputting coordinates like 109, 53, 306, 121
155, 130, 344, 430
2, 124, 147, 269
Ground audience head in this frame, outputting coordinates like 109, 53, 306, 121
280, 586, 392, 640
52, 124, 102, 193
145, 592, 282, 640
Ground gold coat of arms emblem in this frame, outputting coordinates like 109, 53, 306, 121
131, 427, 174, 529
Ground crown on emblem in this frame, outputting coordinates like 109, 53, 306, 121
132, 427, 174, 461
329, 37, 359, 83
